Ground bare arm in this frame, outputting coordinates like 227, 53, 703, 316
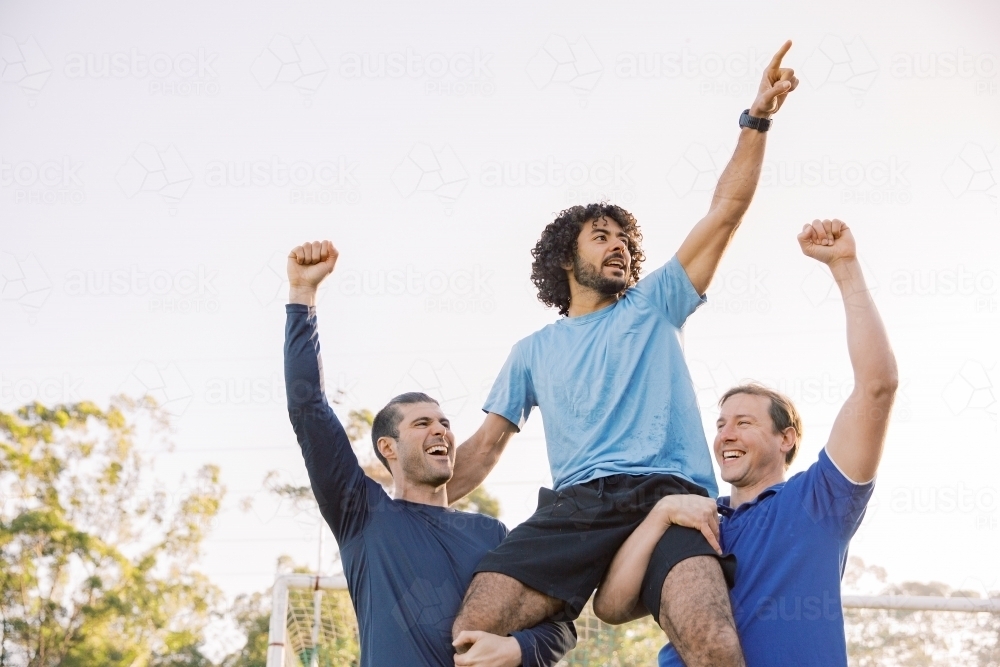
592, 495, 721, 624
677, 40, 799, 295
798, 220, 898, 484
447, 413, 520, 503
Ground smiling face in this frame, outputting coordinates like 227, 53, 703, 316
715, 393, 796, 489
379, 402, 456, 488
569, 216, 632, 297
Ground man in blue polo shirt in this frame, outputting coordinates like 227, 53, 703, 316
592, 218, 898, 666
284, 240, 576, 666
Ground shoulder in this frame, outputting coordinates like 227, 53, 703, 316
625, 259, 682, 299
514, 322, 563, 353
792, 448, 874, 489
451, 509, 507, 539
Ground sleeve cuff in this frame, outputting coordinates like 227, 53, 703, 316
821, 447, 876, 487
285, 303, 311, 313
510, 630, 534, 667
480, 407, 524, 432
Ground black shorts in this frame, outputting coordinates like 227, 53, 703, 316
474, 473, 737, 621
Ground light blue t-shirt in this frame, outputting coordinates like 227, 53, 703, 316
484, 256, 717, 496
658, 449, 875, 667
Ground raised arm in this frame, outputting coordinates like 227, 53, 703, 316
798, 220, 898, 484
447, 412, 519, 503
677, 40, 798, 295
592, 495, 721, 624
285, 240, 377, 543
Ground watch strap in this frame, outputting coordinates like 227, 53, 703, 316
739, 109, 771, 132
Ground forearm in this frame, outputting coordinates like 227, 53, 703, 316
513, 621, 577, 667
447, 414, 515, 503
676, 126, 768, 294
831, 259, 898, 394
448, 439, 495, 502
709, 128, 767, 222
593, 511, 670, 623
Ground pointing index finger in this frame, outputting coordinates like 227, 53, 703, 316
768, 40, 793, 71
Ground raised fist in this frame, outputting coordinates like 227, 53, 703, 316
797, 219, 856, 266
749, 40, 799, 118
287, 240, 338, 290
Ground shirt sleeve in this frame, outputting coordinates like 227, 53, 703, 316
285, 304, 381, 545
482, 342, 535, 429
511, 622, 578, 667
630, 255, 707, 328
797, 448, 875, 541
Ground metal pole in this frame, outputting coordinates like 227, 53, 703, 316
843, 595, 1000, 613
310, 581, 323, 667
266, 576, 290, 667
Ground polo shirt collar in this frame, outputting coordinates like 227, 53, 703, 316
717, 482, 786, 517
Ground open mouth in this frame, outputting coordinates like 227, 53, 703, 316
722, 450, 745, 462
425, 445, 449, 458
604, 258, 626, 271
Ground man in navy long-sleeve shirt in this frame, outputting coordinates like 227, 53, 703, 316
284, 239, 576, 667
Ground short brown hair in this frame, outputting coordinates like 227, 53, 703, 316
719, 383, 803, 468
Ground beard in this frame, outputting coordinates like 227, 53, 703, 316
398, 446, 453, 487
573, 255, 627, 296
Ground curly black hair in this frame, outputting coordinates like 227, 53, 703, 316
530, 203, 645, 316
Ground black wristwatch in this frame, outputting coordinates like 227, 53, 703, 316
739, 109, 771, 132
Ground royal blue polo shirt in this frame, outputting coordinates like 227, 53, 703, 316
659, 449, 874, 667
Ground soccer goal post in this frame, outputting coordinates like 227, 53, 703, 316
266, 574, 356, 667
265, 572, 1000, 667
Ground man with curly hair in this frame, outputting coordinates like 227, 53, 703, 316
448, 41, 799, 667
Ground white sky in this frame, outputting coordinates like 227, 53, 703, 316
2, 0, 998, 634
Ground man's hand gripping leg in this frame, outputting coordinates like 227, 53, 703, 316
452, 573, 564, 653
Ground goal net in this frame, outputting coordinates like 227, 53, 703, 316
266, 574, 1000, 667
266, 574, 358, 667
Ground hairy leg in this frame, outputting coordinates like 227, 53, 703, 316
452, 572, 565, 646
659, 556, 744, 667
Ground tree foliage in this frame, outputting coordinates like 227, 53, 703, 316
0, 399, 224, 667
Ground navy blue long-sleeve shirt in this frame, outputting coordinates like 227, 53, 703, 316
284, 304, 576, 667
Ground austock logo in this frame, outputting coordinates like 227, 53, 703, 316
0, 251, 52, 322
63, 265, 220, 314
64, 47, 220, 96
116, 143, 194, 206
391, 578, 462, 636
800, 35, 878, 105
339, 47, 495, 97
204, 156, 361, 205
251, 35, 328, 97
1, 156, 85, 205
942, 143, 998, 208
392, 143, 468, 207
120, 360, 193, 417
666, 144, 730, 198
393, 360, 469, 417
526, 34, 603, 96
0, 373, 84, 407
942, 360, 996, 422
0, 34, 52, 98
336, 265, 496, 315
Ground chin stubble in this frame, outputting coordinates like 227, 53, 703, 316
573, 256, 626, 296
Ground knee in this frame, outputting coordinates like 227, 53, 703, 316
451, 613, 472, 639
709, 626, 743, 666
